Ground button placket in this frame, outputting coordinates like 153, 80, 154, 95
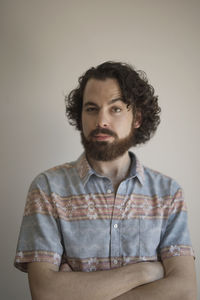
110, 218, 120, 260
107, 181, 120, 261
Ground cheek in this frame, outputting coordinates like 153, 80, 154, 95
112, 122, 130, 139
117, 114, 133, 134
81, 114, 93, 137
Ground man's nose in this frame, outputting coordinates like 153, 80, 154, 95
96, 110, 110, 128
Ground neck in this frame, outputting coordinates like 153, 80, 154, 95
87, 151, 131, 182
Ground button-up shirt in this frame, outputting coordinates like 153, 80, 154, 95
14, 152, 194, 272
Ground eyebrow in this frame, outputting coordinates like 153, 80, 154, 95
83, 97, 124, 108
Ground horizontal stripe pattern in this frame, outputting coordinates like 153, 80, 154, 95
24, 189, 186, 221
64, 255, 158, 272
15, 250, 61, 272
160, 245, 194, 260
15, 245, 194, 273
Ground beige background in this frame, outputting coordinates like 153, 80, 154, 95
1, 0, 199, 299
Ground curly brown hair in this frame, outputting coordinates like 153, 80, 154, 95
65, 61, 161, 146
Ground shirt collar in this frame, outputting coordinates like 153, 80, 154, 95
75, 151, 145, 186
128, 151, 145, 185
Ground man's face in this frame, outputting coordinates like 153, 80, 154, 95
81, 78, 140, 161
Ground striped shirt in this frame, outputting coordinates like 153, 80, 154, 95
14, 151, 194, 272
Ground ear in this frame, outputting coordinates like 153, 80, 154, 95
134, 110, 142, 129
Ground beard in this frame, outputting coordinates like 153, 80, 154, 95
81, 125, 135, 162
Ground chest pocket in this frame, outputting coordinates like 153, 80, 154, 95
120, 218, 162, 259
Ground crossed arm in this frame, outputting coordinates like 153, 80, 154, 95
28, 256, 197, 300
112, 256, 197, 300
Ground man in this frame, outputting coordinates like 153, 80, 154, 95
14, 61, 197, 299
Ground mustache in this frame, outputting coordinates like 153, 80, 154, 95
89, 128, 117, 138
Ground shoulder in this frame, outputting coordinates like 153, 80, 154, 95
143, 165, 182, 197
44, 161, 75, 177
28, 158, 79, 193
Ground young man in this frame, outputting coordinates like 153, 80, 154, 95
14, 62, 197, 299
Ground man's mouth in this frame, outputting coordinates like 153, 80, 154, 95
93, 134, 113, 141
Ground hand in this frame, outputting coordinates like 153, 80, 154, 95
143, 261, 164, 283
59, 263, 73, 272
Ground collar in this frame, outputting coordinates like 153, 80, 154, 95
75, 151, 145, 186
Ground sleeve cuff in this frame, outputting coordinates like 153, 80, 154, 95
14, 250, 62, 272
160, 245, 195, 261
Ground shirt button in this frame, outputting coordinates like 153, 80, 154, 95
113, 224, 118, 229
113, 259, 118, 265
107, 189, 112, 194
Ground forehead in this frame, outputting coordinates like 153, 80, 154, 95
83, 78, 122, 103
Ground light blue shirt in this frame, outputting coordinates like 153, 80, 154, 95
14, 152, 194, 272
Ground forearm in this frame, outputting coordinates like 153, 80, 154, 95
113, 257, 197, 300
113, 276, 196, 300
28, 261, 164, 300
53, 264, 145, 300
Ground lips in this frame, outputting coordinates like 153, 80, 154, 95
93, 134, 113, 141
89, 128, 117, 142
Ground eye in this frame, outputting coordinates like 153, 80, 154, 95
85, 107, 98, 113
111, 106, 122, 113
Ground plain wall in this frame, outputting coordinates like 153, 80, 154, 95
1, 0, 199, 299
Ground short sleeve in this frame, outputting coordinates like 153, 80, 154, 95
14, 173, 63, 272
158, 186, 195, 261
